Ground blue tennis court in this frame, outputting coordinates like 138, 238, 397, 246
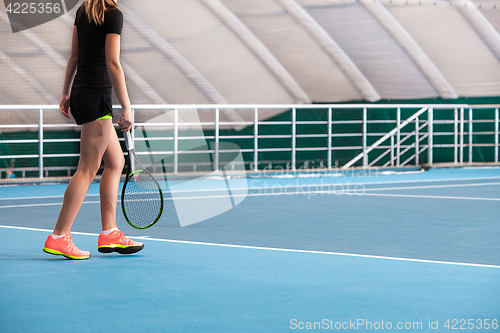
1, 167, 499, 332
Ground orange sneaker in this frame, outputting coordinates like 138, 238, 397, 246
98, 230, 144, 254
43, 233, 91, 260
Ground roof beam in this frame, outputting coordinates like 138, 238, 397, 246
361, 0, 458, 99
279, 0, 381, 102
200, 0, 311, 104
452, 0, 500, 62
1, 10, 168, 105
120, 5, 250, 126
119, 5, 228, 105
120, 62, 168, 104
0, 50, 58, 104
0, 11, 57, 104
0, 90, 12, 104
120, 5, 248, 125
58, 13, 168, 104
0, 89, 34, 124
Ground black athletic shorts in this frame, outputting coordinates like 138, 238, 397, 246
70, 87, 113, 125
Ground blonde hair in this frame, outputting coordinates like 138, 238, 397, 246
85, 0, 118, 25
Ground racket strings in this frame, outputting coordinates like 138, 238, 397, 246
123, 171, 163, 229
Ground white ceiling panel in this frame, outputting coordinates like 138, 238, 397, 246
389, 4, 500, 96
304, 1, 439, 99
0, 0, 499, 122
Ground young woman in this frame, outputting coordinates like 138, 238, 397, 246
43, 0, 143, 259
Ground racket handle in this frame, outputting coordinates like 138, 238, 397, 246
124, 131, 134, 151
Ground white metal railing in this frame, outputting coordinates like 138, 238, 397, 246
0, 104, 499, 180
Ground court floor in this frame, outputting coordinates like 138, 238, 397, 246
0, 167, 499, 332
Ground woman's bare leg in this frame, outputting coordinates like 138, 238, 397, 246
100, 122, 125, 231
52, 120, 112, 235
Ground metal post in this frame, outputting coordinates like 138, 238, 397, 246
460, 107, 464, 166
292, 108, 296, 171
131, 107, 135, 132
174, 108, 179, 174
469, 108, 473, 164
328, 108, 332, 170
428, 108, 433, 167
390, 135, 394, 167
39, 108, 43, 179
454, 108, 458, 164
254, 108, 258, 172
495, 108, 499, 163
215, 108, 220, 172
415, 116, 419, 166
363, 107, 367, 168
396, 107, 401, 166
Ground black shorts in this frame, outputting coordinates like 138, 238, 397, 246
70, 87, 113, 125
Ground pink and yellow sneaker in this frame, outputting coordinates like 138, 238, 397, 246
43, 233, 91, 260
98, 230, 144, 254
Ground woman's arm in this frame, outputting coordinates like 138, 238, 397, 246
105, 33, 132, 132
59, 26, 79, 119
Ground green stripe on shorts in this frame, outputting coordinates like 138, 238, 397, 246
97, 114, 112, 120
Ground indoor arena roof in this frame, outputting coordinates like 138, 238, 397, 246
0, 0, 499, 124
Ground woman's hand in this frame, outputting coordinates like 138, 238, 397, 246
118, 109, 133, 132
59, 95, 71, 119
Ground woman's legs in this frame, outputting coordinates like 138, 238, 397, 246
97, 126, 144, 254
52, 119, 114, 235
100, 124, 125, 231
48, 118, 143, 256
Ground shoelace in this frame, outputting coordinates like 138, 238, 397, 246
105, 230, 135, 245
116, 231, 131, 244
115, 231, 136, 245
62, 234, 80, 253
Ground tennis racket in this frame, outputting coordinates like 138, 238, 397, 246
121, 131, 164, 229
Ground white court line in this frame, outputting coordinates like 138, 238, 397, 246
361, 181, 500, 192
160, 190, 500, 202
1, 180, 500, 204
0, 194, 100, 201
360, 193, 500, 201
0, 201, 100, 209
0, 225, 498, 269
2, 175, 500, 202
1, 181, 500, 208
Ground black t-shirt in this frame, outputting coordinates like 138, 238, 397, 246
72, 3, 123, 89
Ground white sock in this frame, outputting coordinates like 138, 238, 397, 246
52, 234, 64, 239
102, 228, 118, 235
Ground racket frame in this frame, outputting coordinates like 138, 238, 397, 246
121, 131, 164, 229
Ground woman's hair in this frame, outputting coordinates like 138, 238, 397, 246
85, 0, 118, 25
